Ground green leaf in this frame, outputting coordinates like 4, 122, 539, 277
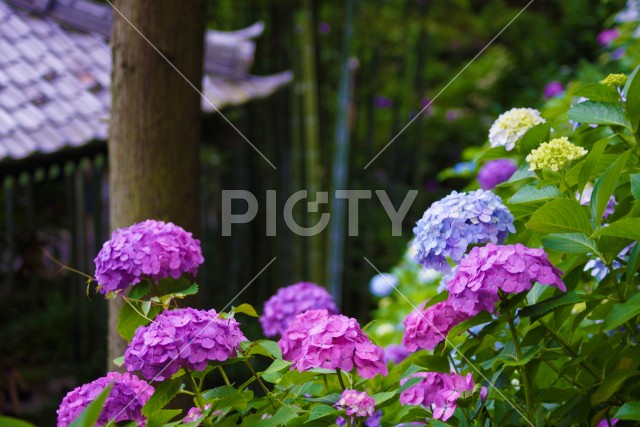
147, 409, 182, 427
242, 340, 282, 359
117, 299, 160, 341
233, 303, 259, 317
590, 151, 630, 225
255, 405, 298, 427
571, 83, 620, 103
141, 300, 151, 316
527, 198, 593, 234
142, 378, 182, 416
372, 391, 397, 407
568, 101, 631, 129
631, 174, 640, 200
0, 417, 37, 427
69, 384, 112, 427
505, 165, 537, 185
306, 404, 339, 422
113, 355, 124, 367
623, 63, 640, 98
517, 122, 551, 155
615, 402, 640, 421
519, 292, 590, 321
155, 277, 199, 298
628, 244, 640, 283
128, 282, 151, 300
593, 218, 640, 241
445, 311, 493, 345
482, 344, 542, 370
626, 64, 640, 131
542, 233, 600, 255
591, 369, 640, 405
603, 293, 640, 330
508, 183, 562, 204
578, 135, 614, 194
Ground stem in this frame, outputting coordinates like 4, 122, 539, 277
184, 369, 212, 427
336, 369, 347, 391
505, 307, 535, 420
218, 366, 231, 386
244, 360, 276, 409
323, 374, 330, 394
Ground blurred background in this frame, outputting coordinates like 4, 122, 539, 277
0, 0, 631, 423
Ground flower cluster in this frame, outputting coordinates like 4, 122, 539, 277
447, 243, 566, 316
489, 108, 545, 151
544, 81, 564, 99
278, 309, 330, 361
125, 308, 246, 381
477, 159, 518, 190
600, 73, 627, 87
402, 300, 470, 351
413, 190, 515, 272
260, 282, 339, 337
384, 344, 410, 364
336, 389, 376, 417
94, 220, 204, 294
57, 372, 153, 427
400, 372, 474, 421
369, 273, 398, 297
183, 404, 221, 425
526, 137, 587, 172
281, 312, 388, 378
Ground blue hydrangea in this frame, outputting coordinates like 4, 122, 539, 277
412, 190, 515, 272
369, 273, 397, 297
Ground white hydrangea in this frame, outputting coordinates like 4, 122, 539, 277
488, 108, 545, 151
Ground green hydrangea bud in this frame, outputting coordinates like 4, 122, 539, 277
526, 137, 588, 172
600, 73, 627, 87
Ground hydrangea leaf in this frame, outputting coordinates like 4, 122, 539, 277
147, 409, 182, 427
68, 384, 112, 427
233, 303, 259, 317
306, 404, 340, 422
254, 404, 298, 427
570, 83, 620, 103
593, 218, 640, 241
627, 244, 640, 285
527, 199, 592, 235
482, 344, 542, 370
242, 340, 282, 359
590, 151, 630, 226
517, 122, 550, 155
591, 369, 640, 405
142, 378, 182, 417
508, 182, 562, 204
541, 233, 600, 255
0, 417, 37, 427
602, 293, 640, 331
615, 402, 640, 421
577, 135, 615, 194
567, 101, 632, 129
519, 291, 592, 321
630, 174, 640, 201
625, 65, 640, 131
372, 391, 397, 407
117, 299, 161, 341
444, 311, 493, 348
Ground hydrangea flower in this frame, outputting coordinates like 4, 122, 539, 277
578, 184, 616, 219
413, 190, 515, 273
526, 137, 587, 172
489, 108, 545, 151
402, 300, 470, 351
384, 344, 410, 364
584, 245, 633, 282
94, 220, 204, 294
336, 411, 382, 427
447, 243, 565, 316
260, 282, 338, 337
289, 314, 388, 378
278, 309, 330, 361
57, 372, 153, 427
477, 159, 518, 190
600, 73, 627, 87
597, 28, 619, 46
400, 372, 474, 421
125, 308, 246, 381
183, 404, 215, 424
336, 389, 376, 418
544, 81, 564, 99
369, 273, 397, 297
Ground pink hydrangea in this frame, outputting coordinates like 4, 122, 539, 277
260, 282, 339, 337
124, 308, 246, 381
336, 389, 376, 417
56, 372, 153, 427
288, 314, 387, 378
447, 243, 565, 316
384, 344, 410, 364
183, 404, 222, 425
94, 220, 204, 294
279, 309, 330, 361
400, 372, 474, 421
402, 300, 470, 351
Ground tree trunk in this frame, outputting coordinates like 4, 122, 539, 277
107, 0, 205, 371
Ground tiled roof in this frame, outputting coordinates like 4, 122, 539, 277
0, 0, 293, 162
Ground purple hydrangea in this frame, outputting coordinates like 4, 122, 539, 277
260, 282, 339, 337
384, 344, 410, 364
336, 389, 376, 417
447, 243, 565, 316
94, 220, 204, 294
413, 190, 515, 273
278, 309, 330, 362
477, 159, 518, 190
400, 372, 474, 421
57, 372, 153, 427
124, 308, 246, 381
597, 28, 619, 46
290, 314, 388, 378
402, 300, 470, 351
184, 404, 222, 425
544, 81, 564, 99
